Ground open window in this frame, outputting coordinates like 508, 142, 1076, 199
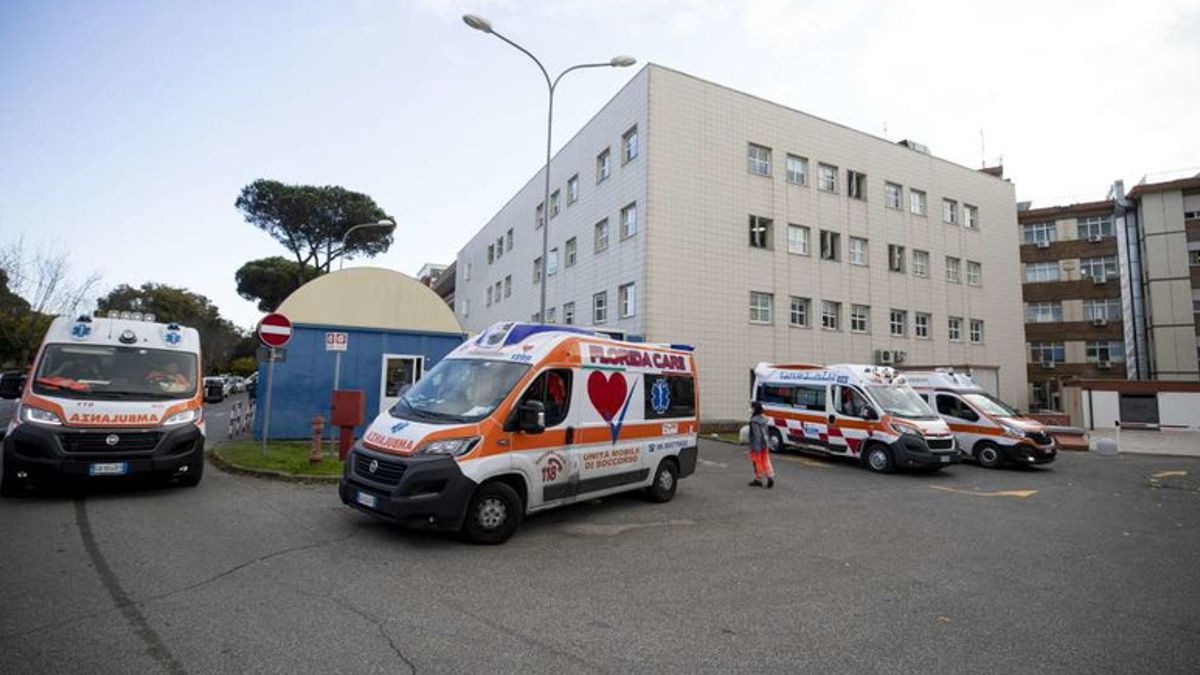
516, 369, 573, 428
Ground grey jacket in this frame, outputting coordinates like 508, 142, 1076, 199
748, 414, 770, 451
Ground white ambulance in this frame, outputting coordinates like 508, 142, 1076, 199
1, 313, 206, 496
752, 363, 958, 473
905, 370, 1057, 468
339, 322, 699, 544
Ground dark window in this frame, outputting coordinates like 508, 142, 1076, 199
643, 375, 696, 419
517, 369, 573, 427
936, 394, 978, 422
757, 384, 825, 412
834, 385, 871, 418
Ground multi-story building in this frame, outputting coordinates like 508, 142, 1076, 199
455, 64, 1027, 421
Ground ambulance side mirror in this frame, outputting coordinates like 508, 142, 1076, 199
0, 372, 25, 400
517, 400, 546, 434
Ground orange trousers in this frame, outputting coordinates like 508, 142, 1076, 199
749, 449, 775, 479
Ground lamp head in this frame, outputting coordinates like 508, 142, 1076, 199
462, 14, 493, 33
610, 55, 637, 68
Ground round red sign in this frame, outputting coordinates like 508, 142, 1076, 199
256, 313, 293, 348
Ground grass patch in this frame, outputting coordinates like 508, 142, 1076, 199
216, 440, 344, 477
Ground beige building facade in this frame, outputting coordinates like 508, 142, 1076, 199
456, 65, 1027, 421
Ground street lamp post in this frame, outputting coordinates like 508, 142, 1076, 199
339, 219, 396, 271
463, 13, 635, 321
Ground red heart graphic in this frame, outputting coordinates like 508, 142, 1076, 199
587, 371, 627, 422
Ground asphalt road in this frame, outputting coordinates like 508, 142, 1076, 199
2, 425, 1199, 674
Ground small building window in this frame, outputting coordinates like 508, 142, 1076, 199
943, 199, 958, 225
820, 230, 840, 261
915, 312, 930, 338
850, 304, 870, 333
847, 170, 867, 200
747, 143, 772, 176
619, 282, 636, 318
1078, 215, 1113, 240
593, 292, 608, 324
1025, 261, 1061, 283
963, 204, 979, 229
621, 202, 638, 239
888, 244, 905, 273
547, 248, 559, 276
567, 175, 579, 205
535, 203, 545, 229
885, 182, 902, 209
818, 163, 838, 192
596, 148, 611, 183
821, 300, 841, 330
788, 224, 810, 255
789, 296, 810, 327
967, 260, 982, 286
909, 189, 927, 216
622, 125, 639, 163
750, 291, 774, 324
948, 316, 963, 342
786, 155, 808, 185
890, 309, 907, 336
505, 228, 513, 251
565, 237, 577, 268
945, 256, 961, 284
487, 244, 494, 264
594, 219, 610, 252
563, 302, 575, 325
533, 257, 543, 283
1027, 302, 1063, 322
1023, 221, 1056, 244
504, 275, 512, 298
912, 250, 928, 277
749, 215, 773, 249
970, 319, 984, 344
1031, 342, 1066, 363
849, 237, 868, 266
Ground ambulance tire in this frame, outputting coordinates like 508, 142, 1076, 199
0, 454, 19, 498
863, 443, 894, 474
975, 442, 1005, 469
767, 428, 784, 454
646, 458, 678, 503
462, 481, 523, 545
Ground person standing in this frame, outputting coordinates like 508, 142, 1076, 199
747, 402, 775, 488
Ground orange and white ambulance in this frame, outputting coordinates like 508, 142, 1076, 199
1, 313, 206, 496
752, 363, 957, 473
339, 322, 699, 544
905, 370, 1056, 468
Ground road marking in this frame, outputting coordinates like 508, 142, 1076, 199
699, 459, 728, 468
774, 455, 832, 469
930, 485, 1038, 498
1151, 470, 1187, 479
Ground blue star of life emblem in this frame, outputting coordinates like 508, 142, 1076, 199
164, 330, 182, 345
71, 323, 91, 339
650, 379, 671, 415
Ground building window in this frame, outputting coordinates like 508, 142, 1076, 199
1025, 261, 1061, 283
567, 175, 579, 205
969, 319, 984, 344
1031, 342, 1066, 363
1189, 249, 1200, 266
967, 260, 982, 286
533, 257, 543, 283
549, 190, 561, 218
535, 203, 545, 229
565, 237, 577, 268
912, 250, 929, 277
747, 143, 771, 176
593, 292, 608, 324
486, 285, 493, 307
1077, 215, 1113, 240
915, 312, 930, 338
594, 219, 610, 252
942, 199, 958, 225
850, 304, 870, 333
547, 248, 559, 276
820, 230, 840, 261
1080, 255, 1118, 281
619, 282, 636, 318
488, 243, 498, 265
890, 309, 907, 336
948, 316, 963, 341
885, 182, 902, 209
622, 126, 638, 163
621, 202, 638, 239
546, 306, 557, 324
1023, 221, 1056, 244
821, 300, 841, 330
749, 215, 773, 249
1086, 340, 1125, 363
909, 189, 927, 216
849, 237, 869, 266
1084, 298, 1122, 321
1027, 302, 1062, 323
888, 244, 905, 273
461, 298, 470, 317
945, 256, 961, 283
506, 228, 513, 251
531, 312, 541, 322
789, 296, 810, 327
818, 163, 838, 192
504, 275, 512, 298
963, 204, 979, 229
787, 224, 810, 255
464, 262, 472, 281
494, 281, 501, 303
496, 237, 504, 260
847, 170, 867, 200
596, 148, 611, 183
750, 291, 774, 324
786, 155, 808, 185
563, 302, 575, 325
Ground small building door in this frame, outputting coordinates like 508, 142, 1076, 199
379, 354, 424, 414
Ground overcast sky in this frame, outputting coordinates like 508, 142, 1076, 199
2, 0, 1197, 329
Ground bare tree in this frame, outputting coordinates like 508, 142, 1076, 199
0, 237, 103, 316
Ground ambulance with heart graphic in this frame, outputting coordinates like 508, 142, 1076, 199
340, 322, 699, 544
752, 363, 957, 473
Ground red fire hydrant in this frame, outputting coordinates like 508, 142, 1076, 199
309, 414, 325, 464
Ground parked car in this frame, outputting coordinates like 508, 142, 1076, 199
204, 376, 227, 403
228, 376, 245, 394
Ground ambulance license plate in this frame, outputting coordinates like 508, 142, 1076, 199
939, 455, 951, 464
89, 462, 129, 476
355, 491, 378, 509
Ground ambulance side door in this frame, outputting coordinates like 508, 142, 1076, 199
510, 367, 578, 511
935, 393, 986, 456
830, 384, 876, 456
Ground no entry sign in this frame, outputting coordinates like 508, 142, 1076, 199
257, 313, 293, 348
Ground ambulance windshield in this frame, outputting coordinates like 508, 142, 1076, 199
963, 393, 1018, 417
391, 358, 530, 424
866, 385, 937, 420
32, 344, 197, 400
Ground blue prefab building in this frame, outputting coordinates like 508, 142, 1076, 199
254, 267, 465, 439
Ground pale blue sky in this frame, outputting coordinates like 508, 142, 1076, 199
2, 0, 1197, 329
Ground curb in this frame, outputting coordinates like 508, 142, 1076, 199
207, 445, 342, 485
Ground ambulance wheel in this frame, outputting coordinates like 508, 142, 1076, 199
864, 444, 894, 474
463, 481, 522, 545
975, 442, 1005, 469
646, 459, 678, 503
1, 455, 18, 498
767, 428, 784, 453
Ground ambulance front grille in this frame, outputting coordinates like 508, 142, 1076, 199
354, 453, 406, 486
926, 437, 955, 451
60, 432, 161, 453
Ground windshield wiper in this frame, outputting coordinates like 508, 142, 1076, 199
90, 391, 180, 400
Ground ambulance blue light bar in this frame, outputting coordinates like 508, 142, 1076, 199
503, 323, 597, 346
669, 344, 695, 352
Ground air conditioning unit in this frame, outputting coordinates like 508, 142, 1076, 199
1036, 240, 1051, 249
1091, 318, 1108, 326
1088, 234, 1103, 243
1093, 274, 1108, 284
875, 349, 894, 365
894, 350, 908, 364
1041, 361, 1056, 369
1097, 360, 1112, 370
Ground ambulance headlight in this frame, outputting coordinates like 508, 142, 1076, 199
162, 408, 201, 426
887, 420, 921, 437
1001, 424, 1026, 439
21, 404, 63, 426
414, 436, 480, 457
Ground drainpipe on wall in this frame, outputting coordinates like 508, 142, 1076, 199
1111, 180, 1150, 380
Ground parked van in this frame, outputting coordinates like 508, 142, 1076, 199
906, 370, 1056, 468
339, 322, 699, 544
1, 313, 205, 496
752, 363, 957, 473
